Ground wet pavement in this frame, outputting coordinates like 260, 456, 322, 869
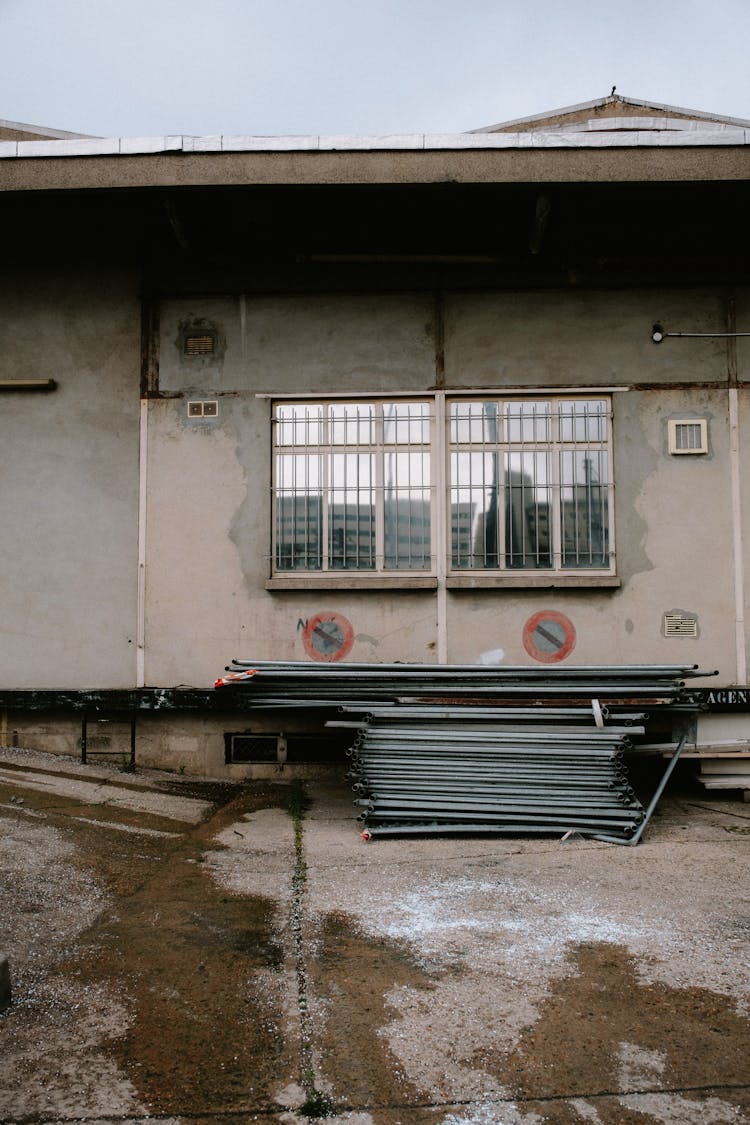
1, 746, 749, 1124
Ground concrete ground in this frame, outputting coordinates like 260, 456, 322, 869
1, 744, 749, 1125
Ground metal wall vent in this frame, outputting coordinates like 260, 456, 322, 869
187, 400, 218, 418
668, 419, 708, 454
224, 731, 349, 765
184, 332, 216, 357
663, 612, 699, 638
226, 734, 279, 763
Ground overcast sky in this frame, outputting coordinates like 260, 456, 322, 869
1, 0, 749, 138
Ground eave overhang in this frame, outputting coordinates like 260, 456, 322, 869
1, 129, 749, 193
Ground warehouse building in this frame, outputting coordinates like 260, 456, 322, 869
1, 93, 749, 781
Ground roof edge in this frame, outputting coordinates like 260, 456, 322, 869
0, 117, 96, 140
472, 94, 750, 134
0, 127, 748, 163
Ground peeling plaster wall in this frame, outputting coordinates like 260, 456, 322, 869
146, 294, 439, 687
2, 268, 748, 767
144, 286, 745, 687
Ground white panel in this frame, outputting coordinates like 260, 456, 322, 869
16, 137, 120, 157
221, 134, 319, 151
119, 136, 183, 154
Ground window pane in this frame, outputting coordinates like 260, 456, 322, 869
275, 403, 323, 447
450, 451, 500, 568
328, 452, 375, 569
329, 403, 374, 445
560, 450, 609, 568
383, 401, 431, 445
559, 399, 608, 443
450, 401, 499, 445
504, 401, 551, 444
504, 451, 552, 568
275, 452, 322, 569
384, 451, 431, 568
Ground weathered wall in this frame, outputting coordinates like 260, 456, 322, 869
4, 711, 333, 779
0, 262, 141, 688
1, 270, 745, 724
144, 286, 744, 690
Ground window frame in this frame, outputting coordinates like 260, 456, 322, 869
447, 394, 615, 578
271, 397, 436, 578
269, 391, 617, 586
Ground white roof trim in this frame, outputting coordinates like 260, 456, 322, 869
0, 128, 748, 160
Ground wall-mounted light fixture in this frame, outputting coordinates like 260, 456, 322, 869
652, 323, 750, 344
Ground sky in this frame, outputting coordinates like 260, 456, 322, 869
1, 0, 749, 138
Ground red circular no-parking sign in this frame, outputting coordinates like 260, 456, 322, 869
523, 610, 577, 663
302, 611, 355, 662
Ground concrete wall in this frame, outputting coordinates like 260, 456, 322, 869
3, 271, 749, 771
144, 286, 744, 688
5, 711, 333, 780
0, 262, 141, 688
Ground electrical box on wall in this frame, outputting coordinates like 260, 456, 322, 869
187, 400, 219, 419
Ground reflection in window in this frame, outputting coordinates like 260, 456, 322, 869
274, 396, 612, 577
274, 401, 432, 572
275, 453, 323, 569
505, 451, 551, 568
449, 398, 611, 572
329, 452, 375, 569
560, 449, 609, 568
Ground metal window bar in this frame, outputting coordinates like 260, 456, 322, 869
449, 396, 613, 575
274, 400, 433, 574
558, 399, 610, 570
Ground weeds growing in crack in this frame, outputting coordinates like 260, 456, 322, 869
299, 1087, 336, 1117
287, 781, 335, 1117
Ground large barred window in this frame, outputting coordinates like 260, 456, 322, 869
274, 400, 433, 573
449, 397, 612, 572
272, 395, 614, 577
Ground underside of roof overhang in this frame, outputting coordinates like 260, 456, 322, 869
3, 176, 749, 295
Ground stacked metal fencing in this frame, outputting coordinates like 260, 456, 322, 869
215, 660, 712, 843
216, 660, 709, 704
347, 718, 642, 841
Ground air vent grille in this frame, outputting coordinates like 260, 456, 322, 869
227, 735, 278, 763
663, 612, 699, 638
668, 419, 708, 454
184, 333, 216, 356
